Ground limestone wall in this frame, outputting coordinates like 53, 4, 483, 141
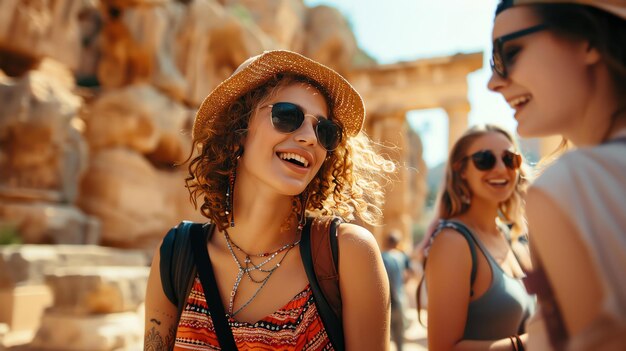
0, 245, 148, 349
0, 0, 369, 250
0, 1, 450, 349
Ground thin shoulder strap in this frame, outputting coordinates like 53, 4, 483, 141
189, 223, 238, 350
300, 216, 345, 351
443, 221, 479, 292
416, 220, 478, 326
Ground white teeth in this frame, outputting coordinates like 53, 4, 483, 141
278, 152, 309, 167
487, 179, 507, 185
508, 95, 531, 108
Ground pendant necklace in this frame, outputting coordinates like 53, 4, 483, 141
223, 229, 300, 317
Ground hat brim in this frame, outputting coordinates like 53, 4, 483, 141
193, 50, 365, 140
511, 0, 626, 19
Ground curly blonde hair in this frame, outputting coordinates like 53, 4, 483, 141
186, 73, 395, 231
438, 124, 531, 238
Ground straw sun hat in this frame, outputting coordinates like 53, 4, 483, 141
499, 0, 626, 19
192, 50, 365, 141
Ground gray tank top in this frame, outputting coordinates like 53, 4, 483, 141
462, 225, 535, 340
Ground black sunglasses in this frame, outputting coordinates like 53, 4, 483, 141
490, 23, 548, 78
266, 102, 343, 151
461, 149, 522, 171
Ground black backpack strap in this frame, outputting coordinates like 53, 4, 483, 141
189, 222, 238, 350
160, 226, 178, 306
300, 217, 345, 351
159, 221, 200, 320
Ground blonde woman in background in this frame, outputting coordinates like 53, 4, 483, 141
420, 124, 534, 351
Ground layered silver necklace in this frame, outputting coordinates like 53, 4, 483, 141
223, 229, 300, 317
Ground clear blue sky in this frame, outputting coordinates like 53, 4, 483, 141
303, 0, 516, 168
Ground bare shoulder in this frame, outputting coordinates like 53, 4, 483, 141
424, 227, 475, 283
336, 222, 379, 250
335, 222, 387, 301
335, 223, 385, 278
428, 227, 473, 258
335, 223, 389, 350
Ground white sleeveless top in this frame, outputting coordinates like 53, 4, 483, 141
530, 138, 626, 350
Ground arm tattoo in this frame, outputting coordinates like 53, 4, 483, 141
144, 320, 176, 350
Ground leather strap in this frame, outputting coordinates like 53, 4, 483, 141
300, 216, 345, 350
190, 223, 238, 350
310, 217, 342, 318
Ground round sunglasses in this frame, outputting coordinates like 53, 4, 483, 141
460, 149, 522, 171
265, 102, 343, 151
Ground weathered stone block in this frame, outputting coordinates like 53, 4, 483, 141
0, 59, 86, 204
0, 202, 99, 245
44, 266, 149, 315
0, 285, 52, 332
76, 148, 203, 249
29, 311, 144, 351
0, 245, 148, 288
0, 0, 83, 73
224, 0, 306, 49
304, 5, 358, 75
83, 84, 192, 163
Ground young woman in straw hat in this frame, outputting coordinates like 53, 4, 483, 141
489, 1, 626, 349
419, 125, 534, 351
143, 50, 395, 350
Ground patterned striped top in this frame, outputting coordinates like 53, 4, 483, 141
174, 275, 334, 350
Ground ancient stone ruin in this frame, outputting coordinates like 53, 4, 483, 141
0, 0, 480, 349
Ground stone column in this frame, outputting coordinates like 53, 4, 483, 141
368, 111, 413, 249
443, 99, 470, 153
407, 130, 428, 225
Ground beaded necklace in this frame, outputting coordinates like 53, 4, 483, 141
223, 229, 301, 317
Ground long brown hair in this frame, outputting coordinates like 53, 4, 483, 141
416, 124, 530, 326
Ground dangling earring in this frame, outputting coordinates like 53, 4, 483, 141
297, 190, 310, 231
226, 152, 241, 227
461, 193, 471, 205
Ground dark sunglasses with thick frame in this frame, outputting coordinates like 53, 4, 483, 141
490, 23, 548, 79
457, 149, 522, 171
264, 102, 343, 151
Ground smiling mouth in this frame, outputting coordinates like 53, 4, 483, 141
486, 179, 509, 186
277, 152, 309, 168
508, 95, 531, 109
